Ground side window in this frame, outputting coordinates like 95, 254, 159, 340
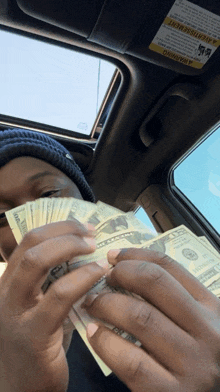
135, 207, 157, 234
174, 125, 220, 233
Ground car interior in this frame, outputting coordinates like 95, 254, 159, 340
0, 0, 220, 252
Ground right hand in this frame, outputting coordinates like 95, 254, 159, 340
0, 220, 105, 392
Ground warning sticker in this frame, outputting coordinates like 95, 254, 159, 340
149, 0, 220, 69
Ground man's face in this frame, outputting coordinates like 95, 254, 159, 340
0, 156, 83, 261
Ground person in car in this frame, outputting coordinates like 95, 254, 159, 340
0, 128, 220, 392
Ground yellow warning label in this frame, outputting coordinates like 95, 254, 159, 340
164, 17, 220, 47
149, 43, 203, 69
148, 0, 220, 69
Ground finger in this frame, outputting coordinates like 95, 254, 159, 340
35, 262, 106, 334
7, 220, 95, 271
106, 259, 210, 336
83, 292, 195, 373
108, 248, 219, 305
8, 234, 96, 304
86, 323, 177, 392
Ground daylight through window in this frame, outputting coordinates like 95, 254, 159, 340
174, 125, 220, 233
0, 29, 116, 136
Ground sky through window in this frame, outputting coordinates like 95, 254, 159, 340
0, 29, 115, 135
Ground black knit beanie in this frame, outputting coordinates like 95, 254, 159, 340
0, 129, 95, 202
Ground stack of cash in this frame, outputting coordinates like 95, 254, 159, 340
2, 197, 220, 375
4, 198, 155, 375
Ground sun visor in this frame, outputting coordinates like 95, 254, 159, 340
17, 0, 220, 74
16, 0, 105, 37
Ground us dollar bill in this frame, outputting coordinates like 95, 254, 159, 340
199, 236, 220, 257
70, 224, 220, 370
5, 198, 220, 375
5, 198, 155, 372
197, 236, 220, 297
6, 205, 28, 243
69, 225, 155, 271
141, 225, 220, 288
66, 198, 97, 223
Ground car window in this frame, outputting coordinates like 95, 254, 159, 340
173, 124, 220, 233
0, 29, 115, 136
135, 207, 157, 234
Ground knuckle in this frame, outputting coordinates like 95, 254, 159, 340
21, 248, 43, 270
157, 253, 174, 267
68, 237, 95, 258
155, 253, 178, 276
123, 353, 146, 384
137, 262, 164, 285
23, 228, 42, 246
51, 282, 69, 306
132, 302, 155, 331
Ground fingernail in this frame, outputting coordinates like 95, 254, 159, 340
83, 237, 96, 249
84, 223, 96, 233
107, 249, 121, 265
87, 323, 99, 338
81, 293, 99, 308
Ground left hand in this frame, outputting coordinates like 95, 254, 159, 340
83, 248, 220, 392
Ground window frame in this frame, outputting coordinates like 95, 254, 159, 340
169, 123, 220, 251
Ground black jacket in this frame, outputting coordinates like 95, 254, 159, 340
67, 330, 131, 392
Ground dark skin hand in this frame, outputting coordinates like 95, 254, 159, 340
84, 248, 220, 392
0, 221, 105, 392
0, 157, 107, 392
2, 157, 220, 392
